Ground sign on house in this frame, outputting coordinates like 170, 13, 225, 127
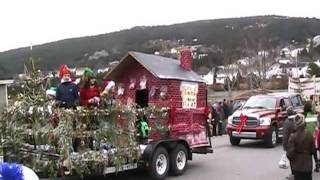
180, 82, 198, 109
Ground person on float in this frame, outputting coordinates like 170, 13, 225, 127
55, 65, 79, 108
101, 80, 116, 108
79, 68, 101, 107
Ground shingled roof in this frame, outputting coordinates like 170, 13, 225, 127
105, 51, 205, 83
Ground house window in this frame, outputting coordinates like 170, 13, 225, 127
136, 89, 148, 108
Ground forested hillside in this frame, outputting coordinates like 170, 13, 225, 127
1, 15, 320, 79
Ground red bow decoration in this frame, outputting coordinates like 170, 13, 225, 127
236, 113, 248, 134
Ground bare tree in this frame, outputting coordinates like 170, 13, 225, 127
221, 64, 240, 99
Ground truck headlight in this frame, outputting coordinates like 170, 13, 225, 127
259, 117, 271, 126
228, 116, 233, 124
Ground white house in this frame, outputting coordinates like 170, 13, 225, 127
266, 63, 284, 79
280, 48, 291, 58
313, 35, 320, 48
266, 62, 309, 79
200, 71, 214, 85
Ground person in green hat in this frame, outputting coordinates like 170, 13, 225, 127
79, 68, 101, 107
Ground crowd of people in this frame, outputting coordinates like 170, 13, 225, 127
209, 99, 235, 136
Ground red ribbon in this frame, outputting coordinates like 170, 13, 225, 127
236, 113, 248, 134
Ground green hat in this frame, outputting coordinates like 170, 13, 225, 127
83, 68, 95, 78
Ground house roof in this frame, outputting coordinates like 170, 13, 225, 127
105, 51, 205, 83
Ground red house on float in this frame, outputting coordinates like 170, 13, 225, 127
105, 49, 210, 148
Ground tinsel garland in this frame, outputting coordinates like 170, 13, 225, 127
0, 71, 170, 178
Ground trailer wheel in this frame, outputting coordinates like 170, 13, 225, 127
170, 144, 188, 176
149, 146, 169, 180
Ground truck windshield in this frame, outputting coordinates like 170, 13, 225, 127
243, 96, 276, 109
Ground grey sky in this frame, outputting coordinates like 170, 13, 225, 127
0, 0, 319, 52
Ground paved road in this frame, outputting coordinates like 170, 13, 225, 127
94, 135, 320, 180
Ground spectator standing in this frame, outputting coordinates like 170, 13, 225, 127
222, 99, 230, 134
218, 102, 225, 135
210, 103, 220, 136
282, 107, 296, 179
287, 115, 318, 180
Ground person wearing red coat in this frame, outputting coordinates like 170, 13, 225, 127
79, 68, 101, 107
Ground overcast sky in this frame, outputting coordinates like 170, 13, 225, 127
0, 0, 319, 52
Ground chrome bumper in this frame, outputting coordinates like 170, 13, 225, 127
232, 131, 257, 138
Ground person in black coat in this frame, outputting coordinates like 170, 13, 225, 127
283, 106, 297, 151
56, 65, 79, 108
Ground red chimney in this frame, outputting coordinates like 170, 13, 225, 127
179, 47, 192, 71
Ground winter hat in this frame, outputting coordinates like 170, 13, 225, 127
83, 67, 94, 79
295, 114, 305, 128
59, 64, 70, 78
101, 81, 115, 96
105, 81, 115, 90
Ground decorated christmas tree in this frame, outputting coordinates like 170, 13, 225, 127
0, 59, 140, 177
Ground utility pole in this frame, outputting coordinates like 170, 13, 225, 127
295, 50, 299, 78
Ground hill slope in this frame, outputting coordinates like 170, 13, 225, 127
1, 15, 320, 78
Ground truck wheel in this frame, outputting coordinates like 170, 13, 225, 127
229, 136, 241, 146
264, 126, 278, 148
149, 147, 169, 180
170, 144, 188, 176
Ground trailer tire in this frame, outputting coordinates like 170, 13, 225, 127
170, 144, 188, 176
149, 146, 169, 180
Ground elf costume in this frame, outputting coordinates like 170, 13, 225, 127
79, 68, 101, 107
56, 65, 79, 108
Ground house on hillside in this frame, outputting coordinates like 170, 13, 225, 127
266, 62, 309, 79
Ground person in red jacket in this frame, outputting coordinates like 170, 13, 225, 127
79, 68, 101, 107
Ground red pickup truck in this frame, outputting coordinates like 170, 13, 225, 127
226, 93, 304, 147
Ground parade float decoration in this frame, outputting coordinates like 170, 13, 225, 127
0, 69, 169, 178
0, 49, 212, 178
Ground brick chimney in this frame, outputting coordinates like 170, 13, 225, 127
179, 47, 192, 71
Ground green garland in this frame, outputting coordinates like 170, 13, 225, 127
0, 70, 169, 178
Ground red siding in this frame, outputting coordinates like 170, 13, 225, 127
110, 57, 209, 146
113, 61, 206, 109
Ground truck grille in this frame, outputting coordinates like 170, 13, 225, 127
232, 117, 259, 127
